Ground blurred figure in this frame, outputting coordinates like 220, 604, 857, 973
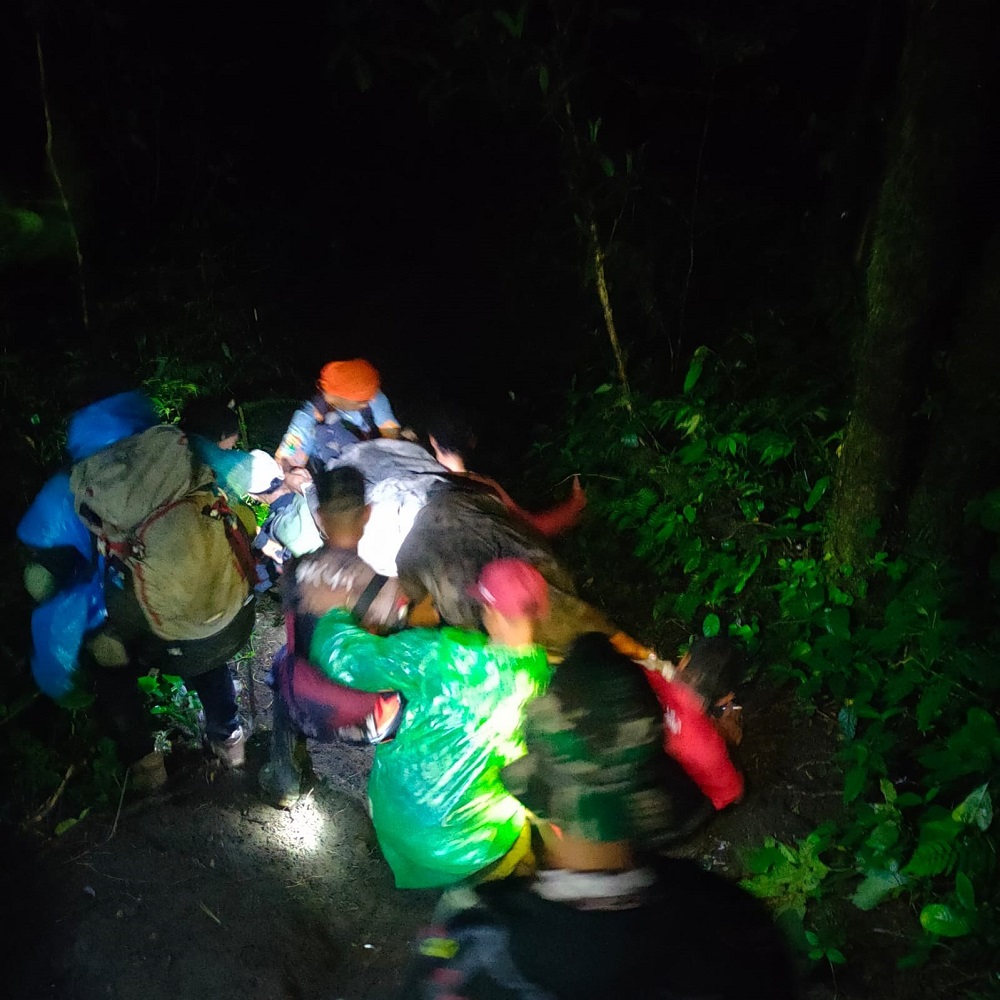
427, 407, 586, 537
275, 358, 403, 473
309, 558, 553, 888
259, 466, 412, 808
18, 391, 256, 793
400, 630, 798, 1000
179, 395, 241, 450
641, 636, 746, 843
236, 450, 323, 568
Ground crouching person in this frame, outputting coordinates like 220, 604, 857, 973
259, 466, 413, 809
309, 558, 553, 889
399, 631, 798, 1000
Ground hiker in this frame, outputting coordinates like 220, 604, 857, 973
427, 406, 587, 537
275, 358, 404, 474
179, 395, 240, 451
17, 390, 257, 793
259, 466, 415, 808
327, 437, 655, 659
399, 630, 799, 1000
237, 450, 324, 569
309, 558, 553, 888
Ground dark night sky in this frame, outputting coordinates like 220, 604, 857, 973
2, 1, 888, 433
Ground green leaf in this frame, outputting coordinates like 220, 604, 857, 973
955, 871, 975, 911
538, 64, 549, 95
55, 817, 79, 836
702, 613, 721, 637
493, 7, 524, 38
804, 476, 830, 513
915, 678, 951, 732
593, 383, 613, 394
844, 764, 867, 803
838, 705, 857, 740
599, 154, 615, 177
683, 355, 704, 393
952, 783, 993, 831
851, 869, 908, 911
822, 606, 851, 640
826, 948, 846, 965
919, 903, 972, 938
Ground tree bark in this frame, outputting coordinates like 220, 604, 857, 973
826, 0, 995, 577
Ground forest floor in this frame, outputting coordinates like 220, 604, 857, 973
6, 598, 959, 1000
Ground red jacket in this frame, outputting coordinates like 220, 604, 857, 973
643, 670, 744, 810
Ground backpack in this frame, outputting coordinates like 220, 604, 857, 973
69, 425, 255, 641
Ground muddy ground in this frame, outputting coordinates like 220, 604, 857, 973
5, 602, 956, 1000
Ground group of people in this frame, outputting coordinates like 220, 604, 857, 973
18, 357, 798, 998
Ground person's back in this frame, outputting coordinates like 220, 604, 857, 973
310, 559, 553, 888
399, 630, 798, 999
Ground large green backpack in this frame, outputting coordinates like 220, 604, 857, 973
70, 425, 255, 641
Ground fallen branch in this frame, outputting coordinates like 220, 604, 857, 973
23, 763, 78, 829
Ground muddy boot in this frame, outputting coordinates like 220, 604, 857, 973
129, 751, 168, 795
259, 695, 302, 809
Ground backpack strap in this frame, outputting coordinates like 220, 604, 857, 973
353, 572, 389, 623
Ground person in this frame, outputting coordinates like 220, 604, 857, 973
399, 630, 799, 1000
259, 466, 414, 808
427, 407, 587, 537
17, 391, 256, 794
236, 450, 324, 568
275, 358, 403, 473
179, 395, 241, 450
309, 558, 554, 888
326, 437, 654, 660
640, 636, 745, 831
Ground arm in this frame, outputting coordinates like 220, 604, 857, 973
469, 472, 586, 538
275, 403, 318, 470
519, 476, 587, 537
369, 390, 401, 434
646, 672, 744, 810
309, 608, 441, 696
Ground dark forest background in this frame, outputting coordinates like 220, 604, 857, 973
4, 0, 1000, 994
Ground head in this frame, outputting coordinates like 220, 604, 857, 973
502, 631, 671, 869
677, 636, 746, 745
467, 558, 549, 647
314, 465, 370, 549
317, 358, 380, 411
241, 450, 287, 500
426, 408, 477, 472
179, 396, 240, 449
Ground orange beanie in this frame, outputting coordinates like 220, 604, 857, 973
317, 359, 381, 402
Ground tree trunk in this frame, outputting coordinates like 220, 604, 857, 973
826, 0, 995, 578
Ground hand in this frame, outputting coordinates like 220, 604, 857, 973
284, 467, 313, 494
400, 427, 420, 442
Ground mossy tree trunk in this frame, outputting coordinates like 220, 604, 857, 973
826, 0, 995, 579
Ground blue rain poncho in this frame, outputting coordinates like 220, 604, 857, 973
17, 391, 159, 703
310, 610, 552, 888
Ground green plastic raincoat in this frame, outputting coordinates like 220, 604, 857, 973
310, 610, 552, 888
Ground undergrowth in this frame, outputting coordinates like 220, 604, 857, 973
538, 340, 1000, 987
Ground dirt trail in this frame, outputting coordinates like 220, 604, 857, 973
6, 609, 892, 1000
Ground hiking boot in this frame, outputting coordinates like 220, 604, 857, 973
259, 760, 302, 809
211, 726, 246, 768
129, 751, 168, 795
